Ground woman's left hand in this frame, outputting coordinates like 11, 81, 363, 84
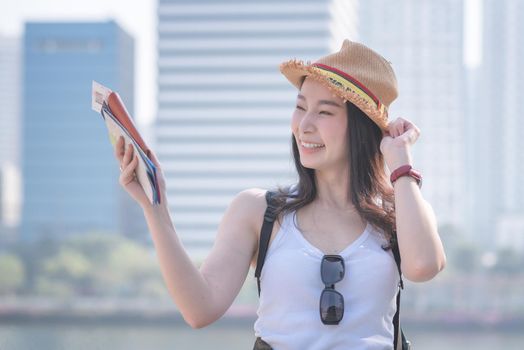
380, 117, 421, 170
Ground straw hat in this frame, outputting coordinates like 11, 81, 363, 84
279, 39, 398, 131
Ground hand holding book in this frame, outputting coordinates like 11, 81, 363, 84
91, 81, 162, 206
115, 135, 166, 208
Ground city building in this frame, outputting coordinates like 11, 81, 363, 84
479, 0, 524, 250
21, 21, 145, 241
357, 0, 467, 235
156, 0, 355, 257
0, 34, 21, 233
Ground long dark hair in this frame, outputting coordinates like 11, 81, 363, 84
271, 84, 397, 244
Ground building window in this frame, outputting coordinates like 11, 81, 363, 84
35, 39, 103, 54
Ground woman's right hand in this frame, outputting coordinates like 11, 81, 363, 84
114, 136, 167, 209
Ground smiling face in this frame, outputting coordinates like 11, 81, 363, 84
291, 77, 349, 172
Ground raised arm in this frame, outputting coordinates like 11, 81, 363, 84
115, 136, 265, 328
392, 177, 446, 282
380, 117, 447, 282
142, 188, 263, 328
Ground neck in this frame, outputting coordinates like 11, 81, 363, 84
313, 167, 355, 211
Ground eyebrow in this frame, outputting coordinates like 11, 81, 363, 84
296, 94, 342, 108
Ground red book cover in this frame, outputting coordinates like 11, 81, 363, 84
107, 91, 150, 155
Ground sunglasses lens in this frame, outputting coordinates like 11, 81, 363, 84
321, 256, 344, 285
320, 289, 344, 324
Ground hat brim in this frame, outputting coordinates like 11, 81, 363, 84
280, 59, 389, 131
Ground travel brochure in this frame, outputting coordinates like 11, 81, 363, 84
91, 81, 160, 205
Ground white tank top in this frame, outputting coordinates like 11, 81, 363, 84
253, 204, 400, 350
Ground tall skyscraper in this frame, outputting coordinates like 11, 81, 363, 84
21, 21, 144, 241
0, 35, 21, 231
156, 0, 355, 257
477, 0, 524, 250
357, 0, 467, 234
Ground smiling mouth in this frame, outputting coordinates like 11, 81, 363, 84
300, 141, 325, 149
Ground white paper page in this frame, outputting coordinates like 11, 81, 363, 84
91, 80, 112, 113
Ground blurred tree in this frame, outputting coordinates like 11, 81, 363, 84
43, 247, 91, 279
66, 231, 120, 262
0, 253, 25, 295
63, 232, 122, 295
106, 240, 163, 297
493, 248, 523, 275
5, 231, 168, 298
31, 232, 166, 298
451, 242, 480, 273
35, 247, 91, 297
13, 236, 60, 294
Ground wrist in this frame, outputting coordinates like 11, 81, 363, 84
390, 164, 422, 188
386, 153, 412, 171
143, 201, 171, 219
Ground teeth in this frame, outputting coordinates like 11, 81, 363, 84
301, 142, 325, 148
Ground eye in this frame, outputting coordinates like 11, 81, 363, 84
319, 111, 333, 116
295, 105, 305, 111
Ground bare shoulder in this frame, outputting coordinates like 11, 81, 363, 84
200, 187, 270, 275
196, 188, 274, 322
231, 187, 269, 235
229, 187, 284, 262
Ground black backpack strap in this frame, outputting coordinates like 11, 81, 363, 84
391, 234, 408, 350
254, 190, 278, 297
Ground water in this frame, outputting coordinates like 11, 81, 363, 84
0, 321, 522, 349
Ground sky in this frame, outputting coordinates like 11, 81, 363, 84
0, 0, 482, 125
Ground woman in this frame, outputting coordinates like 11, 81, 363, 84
114, 40, 446, 349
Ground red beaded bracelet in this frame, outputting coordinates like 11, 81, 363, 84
390, 165, 422, 188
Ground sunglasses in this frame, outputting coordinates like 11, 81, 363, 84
320, 254, 345, 325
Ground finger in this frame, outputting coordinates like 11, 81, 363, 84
385, 121, 395, 137
120, 155, 139, 185
122, 143, 134, 168
115, 136, 125, 161
403, 119, 415, 129
408, 127, 419, 143
389, 121, 399, 137
400, 118, 418, 134
389, 119, 401, 137
396, 119, 405, 136
402, 120, 418, 135
125, 154, 138, 173
398, 127, 416, 145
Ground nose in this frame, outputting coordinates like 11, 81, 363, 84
299, 111, 316, 134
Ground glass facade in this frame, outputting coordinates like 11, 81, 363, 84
21, 21, 143, 241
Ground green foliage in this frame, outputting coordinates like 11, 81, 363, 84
42, 248, 91, 279
492, 248, 524, 275
102, 240, 164, 297
11, 231, 170, 299
0, 253, 25, 294
65, 232, 121, 262
35, 247, 91, 296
